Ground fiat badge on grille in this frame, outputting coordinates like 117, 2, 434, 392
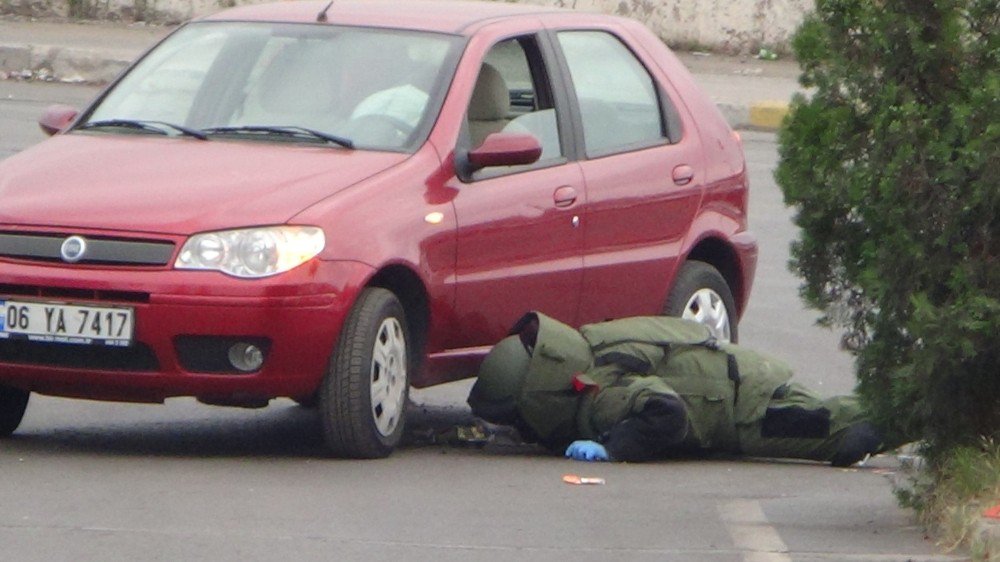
60, 235, 88, 263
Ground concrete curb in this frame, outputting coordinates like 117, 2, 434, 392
717, 101, 790, 132
748, 100, 791, 131
972, 518, 1000, 561
894, 453, 1000, 561
1, 42, 789, 132
1, 43, 131, 83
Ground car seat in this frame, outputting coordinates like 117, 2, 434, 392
467, 63, 511, 147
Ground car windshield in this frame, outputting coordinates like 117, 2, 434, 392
81, 22, 462, 152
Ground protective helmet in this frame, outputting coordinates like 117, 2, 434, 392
467, 335, 530, 424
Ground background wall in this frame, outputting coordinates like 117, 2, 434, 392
522, 0, 812, 53
0, 0, 814, 53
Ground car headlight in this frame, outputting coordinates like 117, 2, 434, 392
175, 226, 325, 278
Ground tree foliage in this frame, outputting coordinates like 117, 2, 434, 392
776, 0, 999, 454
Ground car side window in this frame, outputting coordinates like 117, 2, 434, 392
465, 36, 563, 167
556, 31, 675, 157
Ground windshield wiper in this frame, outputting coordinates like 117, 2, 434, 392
203, 125, 354, 149
78, 119, 208, 140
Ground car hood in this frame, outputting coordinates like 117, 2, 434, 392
0, 134, 409, 234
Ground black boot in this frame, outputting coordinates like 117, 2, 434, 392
830, 422, 884, 467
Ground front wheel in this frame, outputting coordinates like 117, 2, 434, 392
0, 384, 30, 437
319, 288, 410, 458
664, 261, 739, 343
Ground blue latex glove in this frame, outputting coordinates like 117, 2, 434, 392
565, 440, 609, 462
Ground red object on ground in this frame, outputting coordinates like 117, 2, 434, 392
563, 475, 606, 485
984, 504, 1000, 519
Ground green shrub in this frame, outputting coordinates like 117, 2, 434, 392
776, 0, 999, 455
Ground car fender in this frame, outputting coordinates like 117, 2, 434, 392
677, 201, 758, 316
290, 146, 459, 362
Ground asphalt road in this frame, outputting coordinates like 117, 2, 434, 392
0, 81, 960, 562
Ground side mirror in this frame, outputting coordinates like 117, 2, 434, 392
466, 132, 542, 173
38, 105, 79, 136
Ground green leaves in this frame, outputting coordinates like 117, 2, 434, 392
776, 0, 999, 453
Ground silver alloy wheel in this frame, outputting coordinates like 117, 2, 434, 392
369, 317, 407, 437
682, 288, 732, 343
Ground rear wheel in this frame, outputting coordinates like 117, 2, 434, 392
319, 288, 409, 458
664, 260, 738, 343
0, 384, 30, 437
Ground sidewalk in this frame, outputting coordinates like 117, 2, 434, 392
0, 16, 803, 131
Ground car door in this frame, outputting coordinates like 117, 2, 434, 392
446, 34, 585, 347
553, 28, 705, 324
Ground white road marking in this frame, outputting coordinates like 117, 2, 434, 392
719, 499, 793, 562
717, 499, 965, 562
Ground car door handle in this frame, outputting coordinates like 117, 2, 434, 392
672, 165, 695, 186
553, 186, 578, 208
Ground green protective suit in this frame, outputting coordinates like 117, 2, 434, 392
468, 312, 880, 465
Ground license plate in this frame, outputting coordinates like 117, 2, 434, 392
0, 300, 134, 347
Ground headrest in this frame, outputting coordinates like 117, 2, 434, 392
468, 63, 510, 120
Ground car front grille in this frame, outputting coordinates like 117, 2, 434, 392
0, 232, 175, 266
0, 284, 150, 304
0, 338, 160, 371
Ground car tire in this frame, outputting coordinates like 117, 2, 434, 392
319, 287, 410, 458
663, 260, 739, 343
0, 384, 30, 437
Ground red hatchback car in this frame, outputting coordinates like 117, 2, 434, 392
0, 0, 756, 457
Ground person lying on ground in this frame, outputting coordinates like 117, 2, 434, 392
467, 311, 887, 465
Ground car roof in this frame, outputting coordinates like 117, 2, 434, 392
201, 0, 574, 35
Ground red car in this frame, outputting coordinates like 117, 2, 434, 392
0, 0, 756, 457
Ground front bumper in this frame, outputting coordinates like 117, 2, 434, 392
0, 259, 371, 403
